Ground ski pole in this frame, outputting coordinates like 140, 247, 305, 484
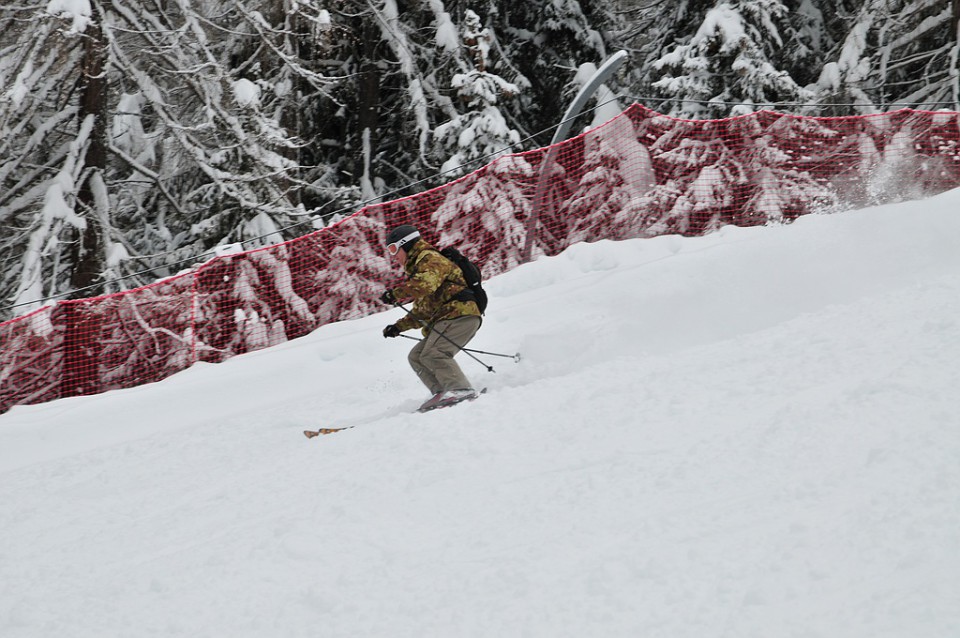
392, 301, 496, 373
398, 334, 521, 363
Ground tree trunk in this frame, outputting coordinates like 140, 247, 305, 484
70, 7, 107, 294
276, 0, 302, 206
63, 7, 107, 399
356, 14, 380, 199
953, 0, 960, 109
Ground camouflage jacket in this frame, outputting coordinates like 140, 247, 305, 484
390, 241, 481, 334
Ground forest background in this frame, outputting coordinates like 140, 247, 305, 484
1, 0, 958, 321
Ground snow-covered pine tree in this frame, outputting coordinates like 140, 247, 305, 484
615, 0, 711, 107
0, 305, 62, 411
491, 0, 618, 144
106, 1, 311, 251
649, 0, 815, 118
812, 0, 960, 112
431, 155, 534, 277
559, 110, 657, 244
775, 0, 863, 94
0, 3, 110, 315
0, 0, 314, 321
623, 106, 846, 235
309, 211, 393, 326
432, 9, 523, 177
98, 276, 202, 387
612, 108, 741, 235
430, 9, 532, 275
0, 0, 625, 324
726, 113, 839, 223
284, 0, 484, 215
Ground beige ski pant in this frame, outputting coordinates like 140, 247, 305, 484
408, 316, 482, 394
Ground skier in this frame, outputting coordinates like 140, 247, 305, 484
380, 224, 482, 411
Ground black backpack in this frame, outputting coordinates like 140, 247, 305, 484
440, 247, 488, 314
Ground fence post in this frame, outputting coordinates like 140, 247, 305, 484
521, 51, 629, 263
191, 273, 199, 365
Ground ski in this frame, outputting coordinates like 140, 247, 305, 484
417, 387, 487, 413
303, 389, 487, 439
303, 426, 354, 438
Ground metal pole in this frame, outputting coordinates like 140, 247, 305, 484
521, 50, 629, 263
392, 301, 495, 373
398, 333, 520, 362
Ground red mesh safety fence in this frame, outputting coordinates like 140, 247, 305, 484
3, 103, 960, 413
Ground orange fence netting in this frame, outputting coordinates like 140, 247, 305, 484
3, 103, 960, 412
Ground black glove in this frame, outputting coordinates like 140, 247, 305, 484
383, 324, 401, 338
380, 288, 396, 305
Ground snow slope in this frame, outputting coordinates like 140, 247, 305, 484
2, 191, 959, 638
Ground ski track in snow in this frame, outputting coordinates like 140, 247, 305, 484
1, 192, 959, 637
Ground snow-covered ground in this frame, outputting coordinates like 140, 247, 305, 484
2, 191, 959, 638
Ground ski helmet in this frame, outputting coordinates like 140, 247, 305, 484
386, 224, 420, 255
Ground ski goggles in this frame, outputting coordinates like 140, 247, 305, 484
387, 231, 420, 255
